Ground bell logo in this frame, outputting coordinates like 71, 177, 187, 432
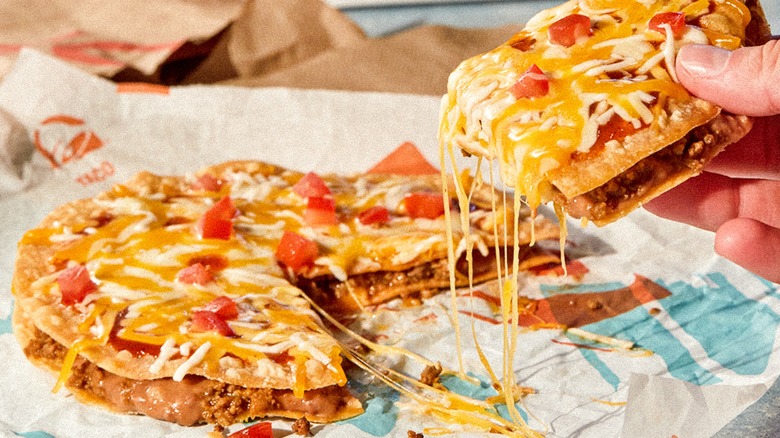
34, 115, 104, 169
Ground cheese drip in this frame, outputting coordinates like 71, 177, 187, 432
437, 98, 542, 435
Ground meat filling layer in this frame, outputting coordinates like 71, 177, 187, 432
297, 248, 504, 313
23, 327, 358, 427
560, 124, 719, 222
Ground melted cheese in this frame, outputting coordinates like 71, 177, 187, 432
436, 0, 755, 435
440, 0, 748, 210
37, 166, 506, 402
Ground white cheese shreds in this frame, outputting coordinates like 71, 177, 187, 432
661, 24, 679, 83
179, 342, 193, 357
149, 338, 178, 373
390, 235, 444, 265
89, 316, 105, 338
173, 342, 211, 382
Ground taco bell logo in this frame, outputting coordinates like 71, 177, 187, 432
33, 115, 104, 169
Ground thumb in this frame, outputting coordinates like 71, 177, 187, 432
675, 40, 780, 117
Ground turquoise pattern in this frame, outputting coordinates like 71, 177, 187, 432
340, 397, 399, 436
14, 432, 55, 438
0, 300, 12, 334
554, 273, 780, 387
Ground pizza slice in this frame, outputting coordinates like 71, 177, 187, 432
439, 0, 771, 225
11, 159, 557, 427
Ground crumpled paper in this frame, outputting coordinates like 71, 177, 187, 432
1, 50, 778, 438
0, 0, 246, 82
0, 0, 518, 96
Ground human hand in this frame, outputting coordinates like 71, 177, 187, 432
644, 40, 780, 283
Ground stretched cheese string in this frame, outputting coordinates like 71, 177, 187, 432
439, 101, 540, 434
302, 290, 543, 437
447, 147, 503, 389
439, 125, 468, 380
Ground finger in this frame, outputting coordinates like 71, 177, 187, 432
706, 115, 780, 180
675, 41, 780, 117
715, 218, 780, 284
643, 172, 780, 232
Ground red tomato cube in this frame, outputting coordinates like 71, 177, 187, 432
304, 196, 338, 226
197, 196, 236, 240
190, 310, 236, 337
57, 265, 97, 306
404, 192, 446, 219
201, 296, 239, 320
510, 64, 550, 99
275, 231, 319, 271
293, 172, 331, 198
649, 12, 686, 38
548, 14, 592, 47
176, 263, 214, 285
228, 422, 273, 438
192, 174, 224, 192
358, 205, 390, 225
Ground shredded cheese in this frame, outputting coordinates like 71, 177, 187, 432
173, 342, 211, 382
439, 0, 729, 212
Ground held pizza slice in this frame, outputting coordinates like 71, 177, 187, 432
440, 0, 771, 225
11, 160, 556, 427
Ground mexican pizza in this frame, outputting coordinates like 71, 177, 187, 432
11, 160, 557, 427
439, 0, 771, 225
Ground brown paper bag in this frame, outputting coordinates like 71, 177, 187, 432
0, 0, 244, 81
0, 0, 519, 95
218, 23, 520, 95
182, 0, 367, 84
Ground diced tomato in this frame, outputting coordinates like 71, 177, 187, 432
548, 14, 592, 47
196, 196, 236, 240
276, 230, 319, 271
187, 254, 229, 272
190, 310, 236, 337
192, 174, 223, 192
228, 422, 273, 438
176, 263, 214, 285
510, 65, 549, 99
404, 192, 446, 220
202, 296, 239, 320
304, 196, 338, 226
649, 12, 686, 38
293, 172, 331, 198
57, 265, 97, 306
358, 205, 390, 225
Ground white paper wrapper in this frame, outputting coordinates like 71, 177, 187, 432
1, 49, 778, 438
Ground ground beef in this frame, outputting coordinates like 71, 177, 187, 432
419, 363, 442, 387
297, 260, 448, 313
561, 125, 718, 222
297, 248, 501, 314
23, 327, 354, 427
292, 417, 312, 436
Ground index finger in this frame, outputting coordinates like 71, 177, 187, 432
705, 115, 780, 180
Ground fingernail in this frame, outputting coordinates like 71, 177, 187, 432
677, 45, 731, 78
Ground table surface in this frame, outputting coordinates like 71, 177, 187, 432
341, 1, 780, 436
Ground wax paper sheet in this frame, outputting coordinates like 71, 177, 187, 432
0, 50, 778, 438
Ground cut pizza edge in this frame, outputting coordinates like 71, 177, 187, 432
441, 0, 772, 226
10, 159, 560, 428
